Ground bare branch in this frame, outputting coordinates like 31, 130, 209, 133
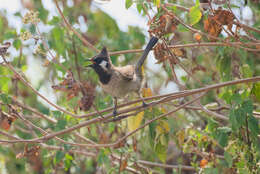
53, 0, 99, 53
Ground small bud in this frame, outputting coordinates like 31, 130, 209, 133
22, 10, 40, 24
34, 45, 45, 55
20, 31, 32, 41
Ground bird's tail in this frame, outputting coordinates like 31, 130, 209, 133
135, 36, 158, 77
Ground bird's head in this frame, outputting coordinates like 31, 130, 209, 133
86, 47, 112, 84
86, 47, 111, 72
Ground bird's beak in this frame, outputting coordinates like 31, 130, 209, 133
85, 58, 94, 68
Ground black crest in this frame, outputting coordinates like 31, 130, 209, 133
99, 47, 108, 59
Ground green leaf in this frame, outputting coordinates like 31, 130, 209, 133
0, 93, 12, 104
55, 119, 67, 131
242, 100, 253, 114
154, 142, 167, 163
51, 27, 65, 55
52, 111, 62, 118
177, 24, 189, 32
216, 133, 229, 146
48, 16, 60, 25
251, 82, 260, 102
216, 127, 230, 147
189, 4, 202, 26
234, 108, 246, 128
125, 0, 133, 9
0, 77, 10, 93
149, 121, 157, 147
21, 65, 27, 72
4, 30, 17, 39
229, 109, 239, 131
97, 149, 110, 165
231, 93, 242, 105
171, 5, 177, 12
136, 3, 143, 13
204, 168, 218, 174
224, 151, 233, 168
14, 12, 22, 17
248, 115, 259, 138
65, 153, 73, 170
13, 39, 22, 50
242, 64, 253, 78
217, 50, 231, 81
54, 151, 65, 165
63, 144, 72, 151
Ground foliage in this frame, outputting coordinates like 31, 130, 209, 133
0, 0, 260, 174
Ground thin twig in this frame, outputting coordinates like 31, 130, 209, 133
53, 0, 99, 53
137, 160, 195, 171
109, 42, 260, 55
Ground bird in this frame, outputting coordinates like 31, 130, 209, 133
86, 36, 158, 116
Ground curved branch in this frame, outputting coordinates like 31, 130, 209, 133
53, 0, 99, 53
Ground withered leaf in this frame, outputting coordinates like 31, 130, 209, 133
204, 15, 222, 41
204, 8, 235, 41
149, 13, 178, 37
52, 71, 80, 100
78, 82, 95, 111
0, 112, 16, 130
119, 159, 128, 172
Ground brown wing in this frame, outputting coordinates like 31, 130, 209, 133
114, 65, 135, 81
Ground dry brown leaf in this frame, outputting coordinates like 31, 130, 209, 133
0, 112, 16, 130
119, 159, 128, 172
204, 15, 222, 41
52, 71, 80, 100
204, 8, 235, 41
149, 13, 178, 37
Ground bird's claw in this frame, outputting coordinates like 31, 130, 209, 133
142, 101, 149, 108
113, 109, 117, 117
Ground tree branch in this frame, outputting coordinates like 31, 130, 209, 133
53, 0, 99, 53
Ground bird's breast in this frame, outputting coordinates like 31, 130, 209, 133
100, 71, 141, 98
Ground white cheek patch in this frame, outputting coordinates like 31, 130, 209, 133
99, 60, 108, 71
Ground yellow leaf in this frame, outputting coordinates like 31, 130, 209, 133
156, 120, 170, 134
177, 129, 185, 146
127, 110, 144, 132
171, 48, 184, 57
142, 88, 152, 97
156, 0, 160, 8
161, 107, 167, 113
141, 65, 144, 76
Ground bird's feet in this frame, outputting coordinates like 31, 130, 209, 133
113, 109, 117, 117
142, 101, 149, 108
